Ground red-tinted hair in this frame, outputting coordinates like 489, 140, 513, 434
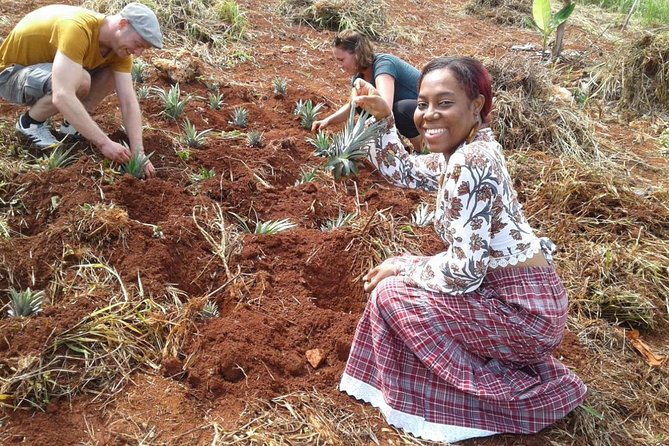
418, 57, 493, 123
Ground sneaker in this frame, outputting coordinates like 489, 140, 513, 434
57, 121, 82, 140
15, 119, 60, 148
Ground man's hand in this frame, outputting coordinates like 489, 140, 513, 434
98, 140, 131, 164
351, 78, 392, 120
143, 158, 156, 178
363, 262, 400, 292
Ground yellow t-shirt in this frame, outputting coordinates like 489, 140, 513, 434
0, 5, 132, 73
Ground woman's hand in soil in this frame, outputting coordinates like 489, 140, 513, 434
363, 263, 400, 292
351, 78, 391, 120
311, 117, 330, 132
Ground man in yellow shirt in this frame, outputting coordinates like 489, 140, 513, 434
0, 3, 162, 178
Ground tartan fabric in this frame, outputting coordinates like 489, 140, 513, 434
340, 265, 587, 442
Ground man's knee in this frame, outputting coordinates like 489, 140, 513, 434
0, 63, 53, 105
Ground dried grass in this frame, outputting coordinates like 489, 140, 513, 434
210, 390, 417, 445
0, 257, 198, 409
509, 152, 669, 330
485, 55, 602, 163
72, 202, 130, 246
465, 0, 531, 27
345, 208, 427, 281
589, 31, 669, 116
84, 0, 248, 65
279, 0, 393, 41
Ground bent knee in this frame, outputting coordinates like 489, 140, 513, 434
371, 276, 413, 316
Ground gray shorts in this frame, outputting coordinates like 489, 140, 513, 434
0, 63, 53, 105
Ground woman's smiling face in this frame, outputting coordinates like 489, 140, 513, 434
414, 68, 483, 155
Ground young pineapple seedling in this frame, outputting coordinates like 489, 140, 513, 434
136, 85, 150, 100
325, 108, 385, 180
120, 151, 153, 179
254, 218, 296, 234
190, 167, 216, 182
307, 131, 332, 157
246, 130, 264, 148
7, 287, 44, 317
208, 92, 224, 110
411, 203, 435, 227
295, 166, 319, 185
37, 145, 78, 170
181, 119, 213, 148
131, 59, 146, 83
200, 300, 220, 319
230, 107, 249, 128
230, 212, 296, 234
321, 211, 357, 231
294, 99, 324, 130
176, 149, 191, 161
152, 84, 191, 120
273, 77, 288, 97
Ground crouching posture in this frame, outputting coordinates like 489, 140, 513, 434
0, 2, 162, 178
340, 57, 587, 443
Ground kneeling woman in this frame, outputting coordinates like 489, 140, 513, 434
340, 57, 587, 443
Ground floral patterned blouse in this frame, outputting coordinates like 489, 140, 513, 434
368, 116, 553, 295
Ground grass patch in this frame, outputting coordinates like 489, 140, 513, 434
580, 0, 669, 26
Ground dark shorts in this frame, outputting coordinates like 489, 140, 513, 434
0, 63, 53, 105
392, 99, 419, 139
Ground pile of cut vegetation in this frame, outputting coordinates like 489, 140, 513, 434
466, 0, 531, 26
590, 31, 669, 115
485, 55, 600, 162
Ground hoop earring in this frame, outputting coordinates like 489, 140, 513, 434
466, 118, 481, 144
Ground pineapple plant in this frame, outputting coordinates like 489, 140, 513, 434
200, 300, 220, 319
246, 130, 264, 148
38, 145, 78, 170
181, 119, 213, 148
230, 107, 249, 128
307, 131, 332, 157
120, 151, 153, 179
273, 77, 288, 97
190, 167, 216, 182
324, 108, 384, 180
295, 166, 319, 185
131, 59, 146, 83
294, 99, 324, 129
136, 85, 150, 100
321, 211, 357, 231
152, 84, 191, 120
208, 92, 224, 110
7, 287, 44, 317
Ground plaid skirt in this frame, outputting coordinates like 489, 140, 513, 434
339, 265, 587, 443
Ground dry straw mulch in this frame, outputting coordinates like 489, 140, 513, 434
485, 55, 602, 163
590, 31, 669, 116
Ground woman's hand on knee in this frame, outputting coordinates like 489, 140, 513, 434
363, 263, 400, 292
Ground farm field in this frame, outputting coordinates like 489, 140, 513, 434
1, 0, 668, 445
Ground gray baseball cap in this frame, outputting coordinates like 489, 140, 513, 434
120, 2, 163, 49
